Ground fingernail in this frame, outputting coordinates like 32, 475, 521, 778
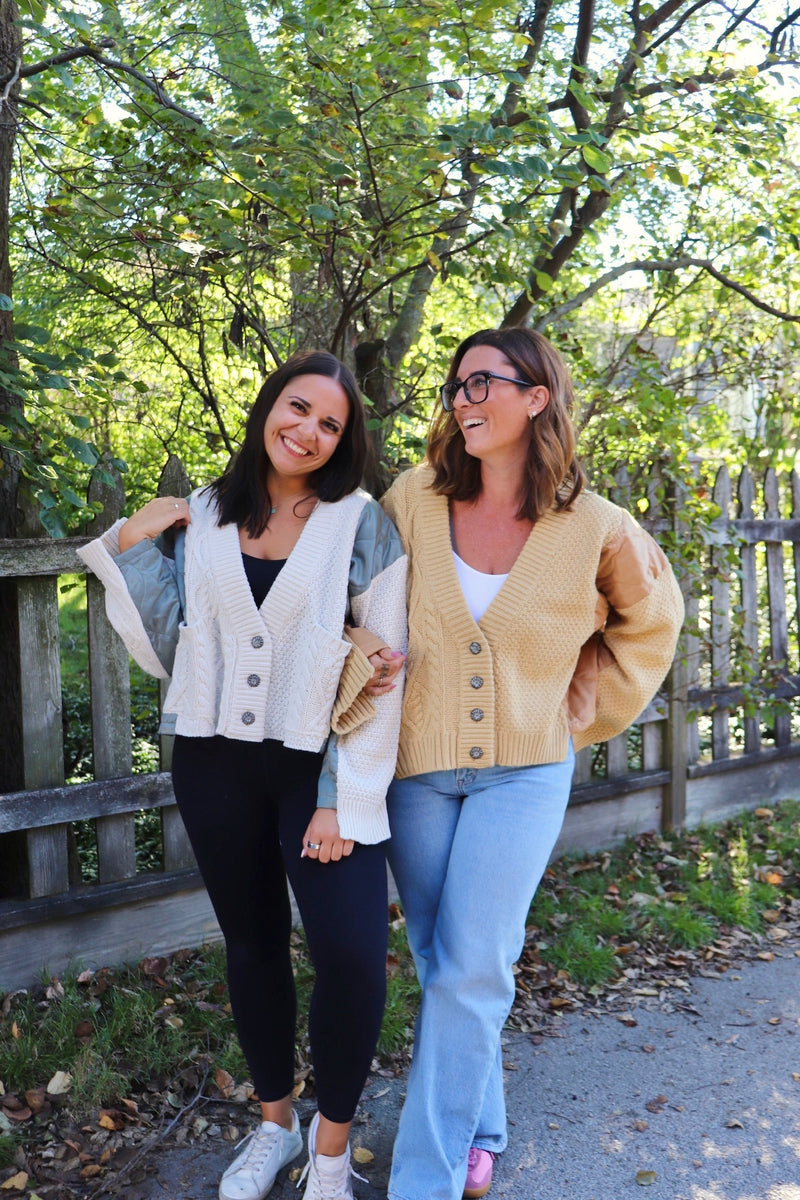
300, 848, 307, 858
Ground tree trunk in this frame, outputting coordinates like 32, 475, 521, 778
0, 0, 29, 897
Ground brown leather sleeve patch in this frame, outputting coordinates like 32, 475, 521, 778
595, 516, 668, 611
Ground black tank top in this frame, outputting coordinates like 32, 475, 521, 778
241, 554, 286, 609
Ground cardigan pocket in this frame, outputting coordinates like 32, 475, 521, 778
164, 624, 219, 729
284, 624, 351, 747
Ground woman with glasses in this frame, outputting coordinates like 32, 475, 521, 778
367, 327, 683, 1200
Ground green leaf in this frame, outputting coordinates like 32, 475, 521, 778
582, 145, 612, 173
306, 204, 337, 221
14, 323, 50, 345
64, 436, 100, 466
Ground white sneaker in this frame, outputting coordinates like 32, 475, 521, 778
296, 1112, 367, 1200
219, 1111, 303, 1200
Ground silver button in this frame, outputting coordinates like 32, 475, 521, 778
470, 708, 483, 721
247, 674, 260, 687
470, 676, 483, 689
251, 635, 264, 649
469, 746, 483, 759
469, 642, 481, 654
241, 712, 255, 725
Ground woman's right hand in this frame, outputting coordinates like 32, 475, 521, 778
118, 496, 191, 553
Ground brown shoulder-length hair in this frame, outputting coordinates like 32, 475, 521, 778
208, 349, 368, 537
427, 327, 585, 521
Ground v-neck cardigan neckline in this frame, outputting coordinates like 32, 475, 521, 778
414, 477, 568, 648
201, 492, 365, 638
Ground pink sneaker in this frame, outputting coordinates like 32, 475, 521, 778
463, 1147, 494, 1199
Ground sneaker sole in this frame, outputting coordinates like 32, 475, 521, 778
463, 1180, 492, 1199
218, 1139, 302, 1200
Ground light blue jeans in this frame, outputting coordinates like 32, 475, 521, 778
386, 748, 574, 1200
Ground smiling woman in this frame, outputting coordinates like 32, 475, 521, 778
77, 349, 408, 1200
374, 326, 684, 1200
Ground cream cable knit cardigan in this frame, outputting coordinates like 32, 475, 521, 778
381, 465, 684, 779
78, 487, 407, 843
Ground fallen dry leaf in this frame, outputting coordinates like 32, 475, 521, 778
46, 1071, 72, 1096
727, 1117, 744, 1128
636, 1169, 657, 1185
0, 1172, 28, 1191
352, 1147, 374, 1164
215, 1069, 235, 1098
23, 1087, 47, 1115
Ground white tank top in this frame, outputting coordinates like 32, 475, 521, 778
453, 551, 508, 623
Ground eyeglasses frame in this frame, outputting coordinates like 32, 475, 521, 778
439, 370, 534, 412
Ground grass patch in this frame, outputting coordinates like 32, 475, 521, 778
526, 798, 800, 990
2, 800, 797, 1137
0, 921, 419, 1119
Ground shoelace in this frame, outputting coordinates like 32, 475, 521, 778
296, 1154, 367, 1197
230, 1126, 282, 1172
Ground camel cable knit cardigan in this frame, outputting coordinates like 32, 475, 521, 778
380, 465, 684, 779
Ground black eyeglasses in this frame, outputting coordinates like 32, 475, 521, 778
439, 370, 533, 412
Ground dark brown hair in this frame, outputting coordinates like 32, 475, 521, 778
427, 327, 585, 521
209, 350, 368, 536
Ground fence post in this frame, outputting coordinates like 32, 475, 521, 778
737, 467, 761, 753
156, 455, 196, 872
710, 466, 732, 760
86, 456, 135, 883
663, 480, 689, 831
17, 494, 69, 896
763, 469, 791, 747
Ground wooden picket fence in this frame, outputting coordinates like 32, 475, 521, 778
0, 461, 798, 989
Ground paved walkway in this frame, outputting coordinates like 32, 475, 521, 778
130, 948, 800, 1200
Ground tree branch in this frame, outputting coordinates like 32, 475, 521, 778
538, 257, 800, 326
0, 39, 203, 125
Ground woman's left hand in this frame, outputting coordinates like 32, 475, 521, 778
301, 808, 354, 863
364, 647, 406, 696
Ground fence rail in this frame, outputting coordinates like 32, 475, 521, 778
1, 462, 798, 988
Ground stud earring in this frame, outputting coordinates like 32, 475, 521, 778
528, 410, 536, 421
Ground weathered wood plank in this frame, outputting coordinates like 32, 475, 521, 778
86, 467, 137, 885
710, 467, 731, 760
793, 471, 800, 675
687, 674, 800, 711
0, 538, 89, 578
686, 751, 800, 827
606, 731, 629, 778
571, 746, 594, 786
0, 773, 175, 834
763, 470, 791, 747
737, 468, 761, 753
706, 517, 800, 544
556, 786, 663, 857
18, 577, 68, 897
0, 882, 221, 990
642, 721, 664, 772
155, 459, 196, 870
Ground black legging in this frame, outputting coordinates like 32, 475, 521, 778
171, 735, 388, 1123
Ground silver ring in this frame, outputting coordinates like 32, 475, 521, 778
306, 841, 321, 850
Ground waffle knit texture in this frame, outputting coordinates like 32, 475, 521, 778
381, 464, 684, 779
78, 488, 407, 844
